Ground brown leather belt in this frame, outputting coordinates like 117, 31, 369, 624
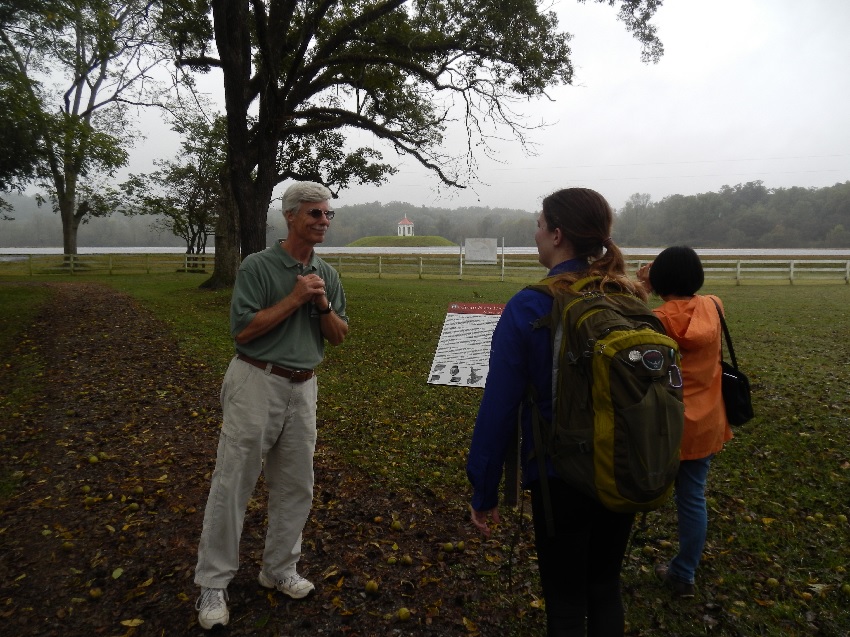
236, 353, 314, 382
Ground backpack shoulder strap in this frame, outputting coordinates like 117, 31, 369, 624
569, 275, 603, 293
525, 279, 556, 331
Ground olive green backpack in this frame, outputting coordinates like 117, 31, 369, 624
527, 276, 685, 533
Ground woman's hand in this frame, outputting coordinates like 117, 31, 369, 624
636, 263, 653, 293
470, 506, 500, 538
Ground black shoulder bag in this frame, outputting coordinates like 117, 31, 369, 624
712, 299, 754, 426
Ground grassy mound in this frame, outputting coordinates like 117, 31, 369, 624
346, 235, 456, 247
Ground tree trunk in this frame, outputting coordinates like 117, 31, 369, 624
58, 193, 80, 266
212, 0, 278, 260
201, 168, 241, 289
60, 208, 80, 255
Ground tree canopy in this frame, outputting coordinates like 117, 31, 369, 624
0, 55, 38, 187
0, 12, 42, 218
614, 181, 850, 249
168, 0, 665, 286
0, 0, 170, 253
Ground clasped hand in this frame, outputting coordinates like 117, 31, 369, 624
295, 273, 327, 305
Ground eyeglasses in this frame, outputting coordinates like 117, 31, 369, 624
306, 208, 335, 220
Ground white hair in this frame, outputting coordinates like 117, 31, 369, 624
281, 181, 332, 214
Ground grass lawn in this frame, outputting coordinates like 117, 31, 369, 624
2, 275, 849, 635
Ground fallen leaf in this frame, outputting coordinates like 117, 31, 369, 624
120, 619, 144, 627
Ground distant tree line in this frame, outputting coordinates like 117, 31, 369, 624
615, 181, 850, 248
0, 194, 184, 249
274, 181, 850, 249
3, 180, 850, 250
306, 201, 537, 247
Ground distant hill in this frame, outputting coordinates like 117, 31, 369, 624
347, 235, 457, 247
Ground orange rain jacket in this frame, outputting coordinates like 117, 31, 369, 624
653, 294, 733, 460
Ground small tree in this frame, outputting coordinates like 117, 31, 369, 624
122, 112, 227, 258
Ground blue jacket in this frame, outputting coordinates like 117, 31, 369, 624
467, 258, 587, 511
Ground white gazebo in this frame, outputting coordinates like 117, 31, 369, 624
397, 215, 414, 237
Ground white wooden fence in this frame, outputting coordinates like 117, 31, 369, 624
630, 258, 850, 284
0, 253, 215, 276
1, 253, 849, 284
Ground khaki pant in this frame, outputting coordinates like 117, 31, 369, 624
195, 356, 318, 589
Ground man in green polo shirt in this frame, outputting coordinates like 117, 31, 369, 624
194, 181, 349, 630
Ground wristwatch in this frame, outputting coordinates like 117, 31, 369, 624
318, 301, 333, 315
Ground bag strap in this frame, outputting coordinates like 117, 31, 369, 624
570, 275, 602, 293
502, 410, 521, 508
711, 298, 739, 370
527, 386, 556, 537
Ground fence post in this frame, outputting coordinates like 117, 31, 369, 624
419, 257, 423, 280
500, 237, 505, 282
789, 260, 795, 284
378, 255, 382, 279
845, 260, 850, 284
458, 244, 463, 280
736, 261, 742, 285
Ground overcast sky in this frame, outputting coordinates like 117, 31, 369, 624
131, 0, 850, 213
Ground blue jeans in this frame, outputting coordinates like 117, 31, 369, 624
668, 455, 713, 585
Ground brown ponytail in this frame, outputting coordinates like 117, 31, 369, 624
542, 188, 646, 301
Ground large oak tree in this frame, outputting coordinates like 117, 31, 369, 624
168, 0, 664, 287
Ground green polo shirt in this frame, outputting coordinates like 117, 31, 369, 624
230, 242, 347, 370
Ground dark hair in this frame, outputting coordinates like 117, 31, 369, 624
541, 188, 646, 300
649, 246, 704, 296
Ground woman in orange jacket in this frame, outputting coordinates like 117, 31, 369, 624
638, 246, 733, 598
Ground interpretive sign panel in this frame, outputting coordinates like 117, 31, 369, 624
427, 302, 504, 387
464, 238, 498, 264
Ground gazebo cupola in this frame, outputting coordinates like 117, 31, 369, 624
397, 215, 414, 237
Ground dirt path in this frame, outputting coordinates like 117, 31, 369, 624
0, 283, 531, 637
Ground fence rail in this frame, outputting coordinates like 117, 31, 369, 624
631, 258, 850, 284
0, 253, 215, 276
1, 253, 849, 284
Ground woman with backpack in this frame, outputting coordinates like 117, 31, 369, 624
637, 246, 734, 598
467, 188, 647, 637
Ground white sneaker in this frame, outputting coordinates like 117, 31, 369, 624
195, 587, 229, 629
258, 570, 315, 599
